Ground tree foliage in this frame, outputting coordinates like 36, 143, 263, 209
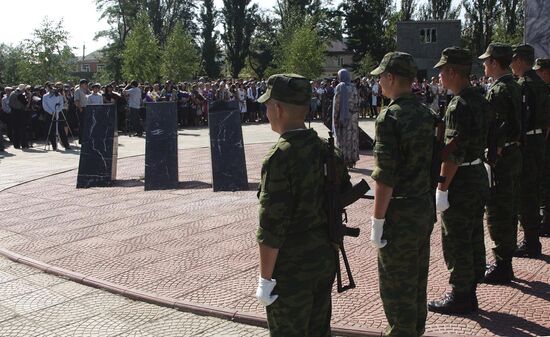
341, 0, 395, 64
462, 0, 500, 56
277, 20, 326, 79
221, 0, 258, 78
400, 0, 416, 21
200, 0, 222, 79
418, 0, 460, 20
248, 13, 277, 79
122, 13, 160, 82
161, 23, 200, 80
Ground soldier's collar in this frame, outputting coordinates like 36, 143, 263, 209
389, 93, 415, 106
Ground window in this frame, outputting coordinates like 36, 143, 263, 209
420, 28, 437, 43
81, 64, 90, 72
337, 57, 344, 66
97, 64, 105, 72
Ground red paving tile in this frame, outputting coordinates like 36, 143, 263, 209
1, 144, 549, 336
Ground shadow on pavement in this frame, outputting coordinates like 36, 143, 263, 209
113, 179, 145, 187
472, 309, 550, 337
510, 278, 550, 301
179, 181, 212, 189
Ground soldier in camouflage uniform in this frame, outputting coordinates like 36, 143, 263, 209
534, 58, 550, 237
478, 43, 523, 284
428, 47, 490, 315
369, 52, 436, 336
511, 44, 550, 258
255, 73, 352, 337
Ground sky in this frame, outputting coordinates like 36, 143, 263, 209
0, 0, 461, 56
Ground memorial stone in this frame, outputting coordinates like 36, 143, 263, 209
525, 0, 550, 58
144, 102, 179, 191
76, 104, 118, 188
208, 101, 248, 192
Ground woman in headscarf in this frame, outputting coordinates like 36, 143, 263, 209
332, 68, 360, 168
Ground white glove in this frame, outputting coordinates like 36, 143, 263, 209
370, 217, 387, 249
436, 189, 450, 212
256, 276, 278, 306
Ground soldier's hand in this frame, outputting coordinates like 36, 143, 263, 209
256, 276, 278, 306
370, 217, 387, 248
436, 189, 450, 212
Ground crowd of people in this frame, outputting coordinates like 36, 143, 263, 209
0, 72, 498, 154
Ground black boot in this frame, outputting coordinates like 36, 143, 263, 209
514, 229, 542, 258
540, 210, 550, 237
470, 285, 478, 311
428, 290, 476, 315
484, 259, 514, 284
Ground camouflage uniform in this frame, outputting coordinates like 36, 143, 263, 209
478, 44, 523, 281
256, 74, 352, 337
429, 49, 490, 311
513, 45, 550, 256
440, 86, 490, 293
371, 52, 436, 337
534, 58, 550, 235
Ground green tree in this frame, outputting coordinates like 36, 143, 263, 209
418, 0, 460, 20
463, 0, 500, 56
341, 0, 395, 64
16, 18, 75, 83
200, 0, 222, 78
356, 52, 377, 77
162, 23, 200, 80
491, 0, 523, 45
122, 13, 160, 82
400, 0, 416, 21
96, 0, 198, 80
278, 21, 326, 79
221, 0, 258, 78
248, 13, 278, 79
0, 45, 27, 84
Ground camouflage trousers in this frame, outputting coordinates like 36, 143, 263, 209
541, 136, 550, 215
519, 134, 545, 230
379, 195, 434, 337
267, 241, 336, 337
441, 165, 489, 293
486, 146, 522, 261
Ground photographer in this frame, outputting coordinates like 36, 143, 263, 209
42, 84, 70, 150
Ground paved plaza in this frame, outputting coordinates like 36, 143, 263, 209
0, 121, 549, 336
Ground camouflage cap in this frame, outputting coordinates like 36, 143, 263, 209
257, 73, 311, 106
434, 47, 472, 68
533, 58, 550, 70
370, 52, 417, 79
478, 43, 513, 62
512, 44, 534, 59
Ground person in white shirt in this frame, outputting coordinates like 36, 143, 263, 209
237, 83, 247, 122
42, 84, 70, 150
86, 83, 104, 105
123, 80, 144, 136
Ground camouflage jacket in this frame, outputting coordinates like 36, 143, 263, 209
517, 69, 550, 131
444, 87, 490, 165
372, 93, 435, 198
486, 74, 522, 147
256, 129, 352, 250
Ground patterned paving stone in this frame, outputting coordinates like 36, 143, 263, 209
1, 143, 548, 336
49, 281, 97, 299
1, 288, 70, 315
0, 317, 59, 337
49, 314, 133, 337
0, 278, 43, 300
24, 300, 99, 330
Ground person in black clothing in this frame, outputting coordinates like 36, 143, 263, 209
8, 84, 30, 149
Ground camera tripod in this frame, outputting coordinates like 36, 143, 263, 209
44, 104, 76, 151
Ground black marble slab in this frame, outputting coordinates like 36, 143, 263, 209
208, 101, 248, 192
144, 102, 179, 191
76, 104, 118, 188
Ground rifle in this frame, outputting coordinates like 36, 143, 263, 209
325, 131, 370, 293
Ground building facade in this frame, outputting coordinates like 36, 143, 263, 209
396, 20, 462, 80
323, 40, 355, 78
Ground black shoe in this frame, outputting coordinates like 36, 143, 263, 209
484, 260, 514, 284
428, 291, 476, 315
514, 240, 542, 258
540, 212, 550, 237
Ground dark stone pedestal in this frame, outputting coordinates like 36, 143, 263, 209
208, 101, 248, 192
144, 102, 179, 191
76, 104, 118, 188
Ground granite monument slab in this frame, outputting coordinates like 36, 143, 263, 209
144, 102, 179, 191
76, 104, 118, 188
208, 101, 248, 192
